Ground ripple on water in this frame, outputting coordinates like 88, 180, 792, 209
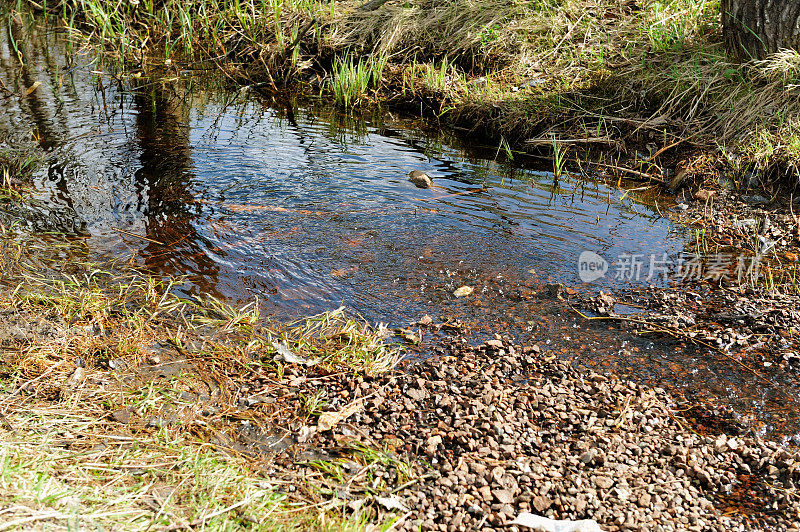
1, 23, 798, 437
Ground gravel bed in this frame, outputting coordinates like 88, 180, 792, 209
303, 336, 800, 531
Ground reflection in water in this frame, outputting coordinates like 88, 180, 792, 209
0, 17, 798, 437
132, 83, 220, 292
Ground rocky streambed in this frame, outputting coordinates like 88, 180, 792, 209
253, 333, 800, 531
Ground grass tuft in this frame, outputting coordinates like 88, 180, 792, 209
0, 233, 404, 530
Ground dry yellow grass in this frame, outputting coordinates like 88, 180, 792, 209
0, 231, 404, 530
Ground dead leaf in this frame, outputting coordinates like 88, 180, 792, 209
331, 266, 359, 278
375, 494, 409, 512
693, 189, 715, 202
598, 291, 615, 308
24, 81, 41, 97
318, 399, 363, 431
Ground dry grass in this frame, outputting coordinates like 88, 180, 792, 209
0, 231, 406, 530
10, 0, 798, 182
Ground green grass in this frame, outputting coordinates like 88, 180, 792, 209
552, 137, 566, 180
330, 53, 387, 108
423, 56, 451, 93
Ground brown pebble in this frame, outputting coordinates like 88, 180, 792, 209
638, 492, 652, 508
409, 170, 433, 188
110, 407, 131, 424
531, 495, 553, 513
595, 476, 614, 489
493, 489, 514, 504
693, 189, 715, 202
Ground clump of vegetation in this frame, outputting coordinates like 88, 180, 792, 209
15, 0, 795, 186
0, 234, 404, 530
0, 141, 41, 194
329, 52, 387, 107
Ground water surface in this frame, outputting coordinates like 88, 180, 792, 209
1, 20, 797, 438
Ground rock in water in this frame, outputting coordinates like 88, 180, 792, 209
409, 170, 433, 188
453, 286, 473, 297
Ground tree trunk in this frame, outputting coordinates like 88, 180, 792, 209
721, 0, 800, 60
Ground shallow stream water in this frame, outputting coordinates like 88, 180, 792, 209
1, 20, 798, 438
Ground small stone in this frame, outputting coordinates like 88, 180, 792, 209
638, 493, 652, 508
531, 495, 553, 513
478, 485, 493, 501
485, 339, 504, 349
595, 476, 614, 489
471, 462, 487, 475
406, 388, 426, 401
427, 435, 443, 448
580, 449, 596, 465
110, 407, 131, 424
493, 489, 514, 504
107, 358, 127, 371
662, 444, 678, 456
408, 170, 433, 188
453, 286, 474, 298
694, 467, 713, 486
66, 367, 85, 388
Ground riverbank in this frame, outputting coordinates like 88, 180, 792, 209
567, 182, 800, 415
12, 0, 800, 190
1, 4, 799, 530
0, 233, 403, 529
1, 237, 799, 530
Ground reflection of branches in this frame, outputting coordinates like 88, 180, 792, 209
132, 82, 221, 294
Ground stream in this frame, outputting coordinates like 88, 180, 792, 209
1, 20, 798, 439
